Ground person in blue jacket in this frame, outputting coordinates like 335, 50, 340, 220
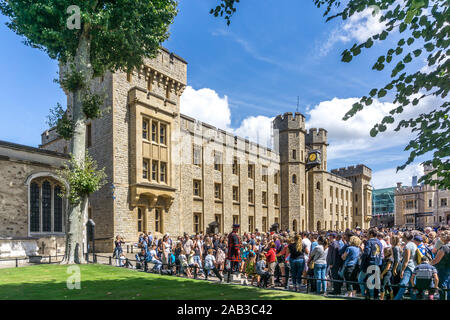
358, 228, 383, 299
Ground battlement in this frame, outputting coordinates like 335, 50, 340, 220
305, 128, 327, 145
331, 164, 372, 179
273, 112, 306, 132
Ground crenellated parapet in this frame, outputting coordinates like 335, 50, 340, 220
273, 112, 306, 132
305, 128, 327, 145
331, 164, 372, 179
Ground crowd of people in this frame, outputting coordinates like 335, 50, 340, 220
112, 224, 449, 300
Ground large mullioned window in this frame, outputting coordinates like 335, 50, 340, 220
30, 178, 64, 234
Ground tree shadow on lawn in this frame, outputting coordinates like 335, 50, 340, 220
0, 273, 330, 300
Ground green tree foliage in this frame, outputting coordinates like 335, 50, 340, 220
58, 153, 107, 205
211, 0, 449, 189
0, 0, 178, 263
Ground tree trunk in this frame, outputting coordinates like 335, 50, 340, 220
61, 28, 93, 264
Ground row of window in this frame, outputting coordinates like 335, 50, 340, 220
194, 147, 280, 183
329, 185, 354, 201
193, 180, 279, 206
143, 159, 167, 183
428, 198, 448, 207
143, 119, 167, 145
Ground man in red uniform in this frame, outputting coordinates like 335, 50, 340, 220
227, 224, 242, 274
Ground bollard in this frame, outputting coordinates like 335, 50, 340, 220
109, 256, 112, 265
49, 255, 51, 264
194, 266, 197, 279
15, 258, 18, 268
127, 245, 129, 254
94, 253, 97, 264
131, 245, 134, 254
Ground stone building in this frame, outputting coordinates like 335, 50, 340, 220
1, 48, 373, 255
0, 140, 68, 259
395, 167, 449, 229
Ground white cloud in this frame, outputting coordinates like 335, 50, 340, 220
320, 8, 387, 56
180, 86, 274, 147
306, 95, 438, 160
233, 115, 274, 148
180, 86, 231, 130
372, 163, 424, 189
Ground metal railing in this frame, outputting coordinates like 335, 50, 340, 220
88, 253, 449, 300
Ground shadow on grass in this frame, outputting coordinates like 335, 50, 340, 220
0, 265, 330, 300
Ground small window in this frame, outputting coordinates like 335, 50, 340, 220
193, 145, 202, 166
262, 217, 267, 232
143, 159, 149, 179
152, 160, 158, 181
152, 122, 157, 142
274, 171, 279, 185
330, 186, 333, 197
232, 157, 239, 175
233, 186, 239, 202
324, 199, 327, 209
302, 193, 304, 206
292, 149, 297, 160
214, 183, 222, 200
262, 191, 267, 205
248, 164, 254, 179
248, 189, 254, 204
262, 166, 268, 182
160, 124, 167, 145
441, 198, 447, 207
292, 174, 297, 184
143, 119, 149, 140
215, 214, 222, 232
355, 193, 358, 202
155, 209, 161, 233
193, 180, 202, 197
274, 193, 279, 206
138, 208, 143, 233
248, 216, 254, 233
233, 215, 239, 225
160, 162, 167, 183
193, 213, 202, 234
214, 152, 222, 172
316, 182, 321, 190
429, 199, 432, 207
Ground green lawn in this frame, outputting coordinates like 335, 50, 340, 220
0, 264, 338, 300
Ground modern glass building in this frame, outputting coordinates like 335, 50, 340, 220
371, 187, 395, 227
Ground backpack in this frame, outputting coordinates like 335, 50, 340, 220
415, 248, 424, 265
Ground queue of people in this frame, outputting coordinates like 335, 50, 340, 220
114, 224, 449, 300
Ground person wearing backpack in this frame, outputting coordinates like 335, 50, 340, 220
358, 229, 382, 299
394, 232, 417, 300
410, 255, 439, 300
431, 230, 450, 300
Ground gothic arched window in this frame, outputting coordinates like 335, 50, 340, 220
29, 176, 65, 234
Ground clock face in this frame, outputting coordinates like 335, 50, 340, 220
308, 153, 317, 162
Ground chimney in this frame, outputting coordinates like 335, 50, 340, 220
396, 182, 403, 188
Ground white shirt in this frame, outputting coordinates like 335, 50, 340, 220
302, 238, 312, 260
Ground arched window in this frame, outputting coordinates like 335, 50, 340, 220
316, 182, 321, 190
355, 193, 358, 202
292, 174, 297, 184
28, 176, 65, 234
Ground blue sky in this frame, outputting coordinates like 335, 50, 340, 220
0, 0, 433, 188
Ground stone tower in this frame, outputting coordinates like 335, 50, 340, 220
305, 128, 328, 231
331, 165, 373, 229
273, 112, 307, 232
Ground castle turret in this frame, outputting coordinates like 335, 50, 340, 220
273, 112, 307, 232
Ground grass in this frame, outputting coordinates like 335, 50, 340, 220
0, 264, 339, 300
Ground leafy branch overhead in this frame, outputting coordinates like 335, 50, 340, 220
212, 0, 449, 189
